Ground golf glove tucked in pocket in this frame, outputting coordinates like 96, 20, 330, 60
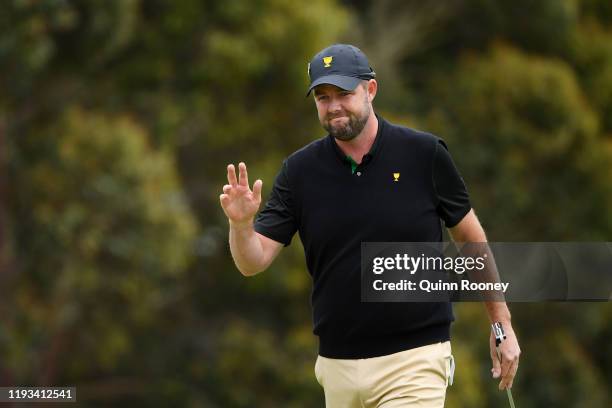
446, 354, 455, 386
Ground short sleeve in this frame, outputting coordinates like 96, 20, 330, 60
254, 160, 298, 246
433, 140, 472, 227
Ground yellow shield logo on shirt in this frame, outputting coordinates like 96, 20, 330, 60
393, 173, 400, 182
323, 56, 333, 67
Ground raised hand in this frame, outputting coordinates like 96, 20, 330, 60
219, 162, 263, 227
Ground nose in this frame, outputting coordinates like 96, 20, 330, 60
328, 96, 342, 113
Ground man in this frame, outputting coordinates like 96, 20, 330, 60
219, 44, 520, 407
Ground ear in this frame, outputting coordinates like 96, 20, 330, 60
367, 79, 378, 102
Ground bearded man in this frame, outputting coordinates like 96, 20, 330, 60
219, 44, 520, 407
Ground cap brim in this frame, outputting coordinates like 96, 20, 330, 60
306, 75, 361, 97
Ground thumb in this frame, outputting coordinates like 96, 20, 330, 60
253, 179, 263, 202
491, 350, 501, 378
219, 193, 230, 209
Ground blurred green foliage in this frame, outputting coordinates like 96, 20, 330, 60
0, 0, 610, 406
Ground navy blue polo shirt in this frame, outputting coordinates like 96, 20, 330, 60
255, 115, 472, 359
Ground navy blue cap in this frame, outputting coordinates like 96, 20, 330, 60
306, 44, 376, 96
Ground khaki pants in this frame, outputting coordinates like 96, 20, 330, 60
314, 341, 454, 408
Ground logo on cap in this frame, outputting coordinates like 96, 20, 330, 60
323, 56, 333, 67
393, 173, 400, 182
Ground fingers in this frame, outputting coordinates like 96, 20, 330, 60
499, 358, 518, 390
491, 350, 501, 379
500, 354, 512, 380
227, 164, 238, 187
224, 163, 261, 204
228, 162, 250, 187
253, 179, 262, 202
490, 334, 501, 379
497, 348, 519, 389
238, 162, 249, 187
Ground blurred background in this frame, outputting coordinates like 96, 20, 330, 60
1, 0, 611, 406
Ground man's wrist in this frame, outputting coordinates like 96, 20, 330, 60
229, 218, 254, 230
485, 303, 512, 325
491, 311, 511, 322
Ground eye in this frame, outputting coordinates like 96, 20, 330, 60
316, 95, 329, 101
340, 91, 352, 97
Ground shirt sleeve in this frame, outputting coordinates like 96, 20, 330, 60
433, 139, 472, 228
254, 160, 298, 246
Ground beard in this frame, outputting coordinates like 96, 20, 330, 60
322, 101, 371, 141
